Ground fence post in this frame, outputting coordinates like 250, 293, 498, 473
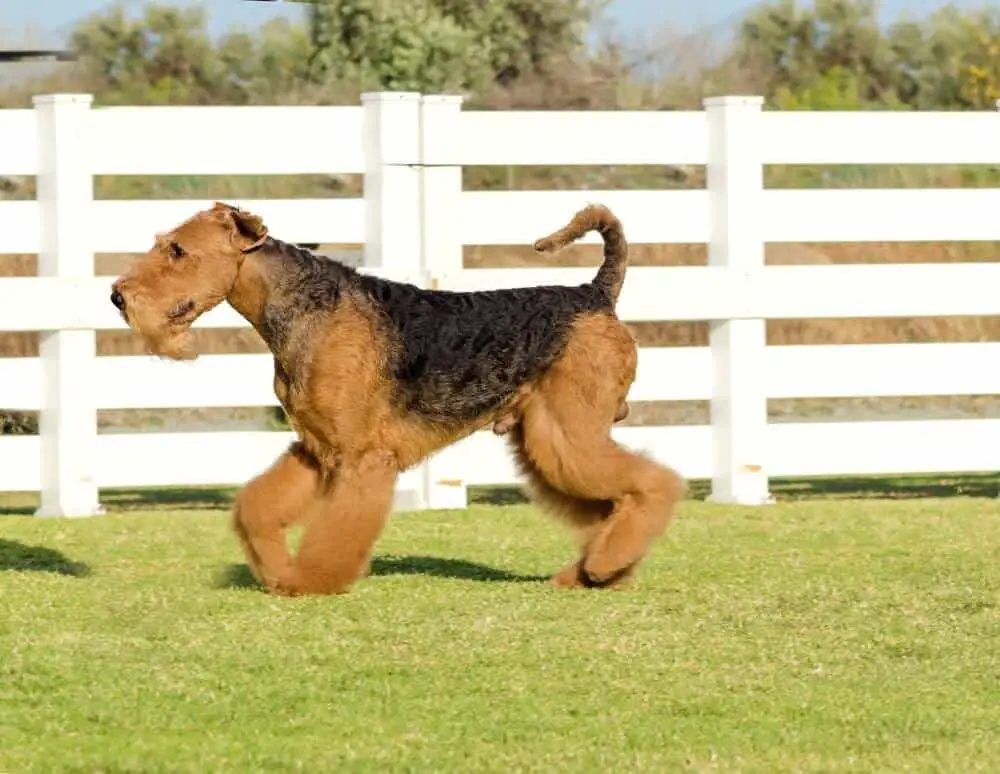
361, 91, 429, 511
417, 94, 469, 510
361, 91, 423, 274
703, 95, 773, 506
419, 95, 465, 284
33, 94, 102, 517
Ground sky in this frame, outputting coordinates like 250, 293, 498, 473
0, 0, 992, 47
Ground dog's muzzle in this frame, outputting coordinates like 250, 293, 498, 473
110, 289, 125, 311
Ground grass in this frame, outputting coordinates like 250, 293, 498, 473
2, 487, 1000, 772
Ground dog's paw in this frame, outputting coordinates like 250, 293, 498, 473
549, 561, 586, 590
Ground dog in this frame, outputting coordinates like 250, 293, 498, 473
110, 202, 686, 595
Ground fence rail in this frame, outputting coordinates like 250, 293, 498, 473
1, 92, 999, 516
3, 420, 999, 493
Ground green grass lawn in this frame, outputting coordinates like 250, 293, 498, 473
2, 489, 1000, 772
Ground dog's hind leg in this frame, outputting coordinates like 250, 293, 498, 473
516, 314, 686, 587
506, 426, 611, 587
519, 404, 685, 588
231, 441, 320, 591
274, 449, 398, 596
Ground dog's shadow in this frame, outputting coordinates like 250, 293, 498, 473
370, 555, 547, 584
215, 554, 547, 592
0, 539, 91, 577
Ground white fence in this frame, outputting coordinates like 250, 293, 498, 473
2, 92, 1000, 517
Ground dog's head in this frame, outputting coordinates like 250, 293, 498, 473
110, 202, 268, 360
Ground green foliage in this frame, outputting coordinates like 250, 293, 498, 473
737, 0, 892, 106
59, 0, 1000, 113
70, 3, 315, 105
215, 18, 314, 103
306, 0, 489, 92
773, 66, 871, 109
304, 0, 595, 93
70, 3, 226, 104
882, 6, 1000, 109
67, 0, 595, 103
734, 0, 1000, 111
948, 9, 1000, 108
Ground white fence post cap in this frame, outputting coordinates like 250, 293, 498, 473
361, 92, 422, 103
32, 94, 94, 106
421, 95, 465, 105
703, 96, 765, 108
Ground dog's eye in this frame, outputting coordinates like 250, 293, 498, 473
169, 242, 185, 259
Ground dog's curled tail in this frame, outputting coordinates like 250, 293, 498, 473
532, 203, 628, 304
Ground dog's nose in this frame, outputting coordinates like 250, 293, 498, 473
110, 289, 125, 310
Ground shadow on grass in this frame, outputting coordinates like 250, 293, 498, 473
101, 486, 237, 512
154, 474, 997, 506
6, 473, 996, 519
369, 555, 547, 583
0, 539, 90, 576
1, 486, 239, 517
471, 474, 1000, 506
215, 563, 263, 591
468, 486, 530, 507
0, 504, 35, 516
214, 555, 547, 592
767, 473, 1000, 502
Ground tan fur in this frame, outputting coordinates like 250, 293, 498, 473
534, 202, 629, 303
509, 314, 687, 588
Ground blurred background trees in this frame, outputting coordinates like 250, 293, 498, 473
4, 0, 1000, 198
12, 0, 1000, 112
54, 0, 599, 106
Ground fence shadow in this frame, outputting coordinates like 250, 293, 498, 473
768, 473, 1000, 501
0, 539, 90, 576
102, 486, 237, 512
472, 475, 1000, 506
0, 486, 238, 517
214, 555, 547, 591
9, 473, 995, 522
0, 504, 36, 516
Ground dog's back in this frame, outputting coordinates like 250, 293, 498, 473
355, 275, 614, 423
344, 203, 631, 425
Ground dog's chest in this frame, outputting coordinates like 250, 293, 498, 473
272, 356, 334, 442
272, 357, 308, 419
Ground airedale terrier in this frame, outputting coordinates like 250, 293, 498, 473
110, 202, 686, 596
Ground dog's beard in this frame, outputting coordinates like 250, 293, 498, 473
123, 303, 199, 361
146, 327, 197, 361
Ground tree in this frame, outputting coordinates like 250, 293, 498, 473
730, 0, 1000, 111
733, 0, 895, 108
884, 6, 1000, 109
67, 0, 600, 104
70, 3, 227, 104
302, 0, 598, 94
69, 3, 312, 105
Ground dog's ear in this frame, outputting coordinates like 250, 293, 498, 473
215, 203, 268, 253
